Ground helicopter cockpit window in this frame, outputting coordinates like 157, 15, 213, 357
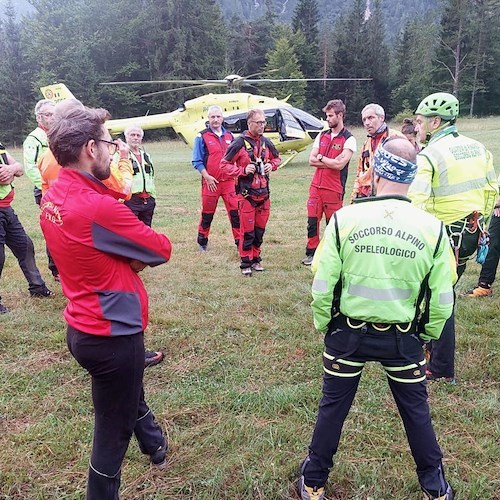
277, 108, 306, 141
223, 111, 280, 134
223, 113, 247, 133
288, 107, 324, 131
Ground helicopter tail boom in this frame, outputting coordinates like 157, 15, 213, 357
105, 113, 176, 135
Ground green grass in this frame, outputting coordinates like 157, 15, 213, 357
0, 118, 499, 499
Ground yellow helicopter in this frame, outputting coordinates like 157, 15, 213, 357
41, 74, 370, 166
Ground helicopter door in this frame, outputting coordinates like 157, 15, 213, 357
276, 109, 306, 142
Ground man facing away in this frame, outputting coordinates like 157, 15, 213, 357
192, 105, 239, 251
408, 92, 498, 383
299, 137, 456, 500
40, 106, 172, 499
351, 103, 401, 201
23, 99, 55, 205
221, 109, 281, 276
302, 99, 356, 265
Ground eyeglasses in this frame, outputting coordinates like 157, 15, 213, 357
38, 112, 54, 117
96, 139, 118, 154
250, 120, 266, 126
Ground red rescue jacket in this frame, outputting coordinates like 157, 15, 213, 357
40, 169, 172, 336
220, 131, 281, 198
311, 128, 352, 194
201, 128, 234, 181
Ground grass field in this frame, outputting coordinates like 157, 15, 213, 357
0, 118, 499, 499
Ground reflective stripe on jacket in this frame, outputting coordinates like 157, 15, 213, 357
311, 196, 456, 340
128, 148, 156, 197
408, 128, 498, 224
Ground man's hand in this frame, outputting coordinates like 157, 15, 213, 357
245, 163, 256, 175
202, 172, 219, 192
0, 164, 18, 185
264, 162, 272, 174
116, 139, 130, 159
130, 259, 147, 272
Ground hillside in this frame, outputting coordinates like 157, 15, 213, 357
2, 0, 442, 39
217, 0, 441, 38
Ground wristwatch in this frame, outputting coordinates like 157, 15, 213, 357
317, 154, 323, 162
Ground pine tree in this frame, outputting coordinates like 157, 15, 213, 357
0, 0, 32, 144
390, 19, 438, 116
433, 0, 474, 96
290, 0, 321, 110
327, 0, 372, 121
264, 28, 306, 107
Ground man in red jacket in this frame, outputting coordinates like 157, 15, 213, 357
40, 105, 172, 499
221, 109, 281, 276
192, 105, 239, 251
302, 99, 357, 265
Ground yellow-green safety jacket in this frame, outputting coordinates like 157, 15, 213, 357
311, 195, 456, 341
126, 148, 156, 198
23, 127, 49, 189
0, 142, 13, 200
408, 125, 498, 225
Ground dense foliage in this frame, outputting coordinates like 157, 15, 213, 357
0, 0, 499, 144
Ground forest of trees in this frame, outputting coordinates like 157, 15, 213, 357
0, 0, 499, 146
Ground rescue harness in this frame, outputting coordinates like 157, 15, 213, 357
236, 137, 270, 207
447, 211, 489, 265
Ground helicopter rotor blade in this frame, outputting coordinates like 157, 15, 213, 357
101, 79, 228, 86
140, 83, 224, 97
244, 77, 373, 83
239, 69, 279, 80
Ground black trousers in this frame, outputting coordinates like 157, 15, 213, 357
304, 321, 449, 497
125, 195, 156, 227
67, 327, 164, 500
0, 206, 47, 296
479, 211, 500, 286
427, 222, 480, 378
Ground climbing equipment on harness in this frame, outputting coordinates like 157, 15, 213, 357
447, 211, 487, 266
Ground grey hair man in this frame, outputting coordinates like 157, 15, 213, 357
23, 99, 55, 205
123, 125, 157, 226
351, 103, 402, 200
191, 104, 239, 251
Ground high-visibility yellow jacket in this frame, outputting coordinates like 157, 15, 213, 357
408, 125, 498, 225
23, 127, 48, 189
311, 196, 456, 341
124, 148, 156, 197
0, 142, 13, 200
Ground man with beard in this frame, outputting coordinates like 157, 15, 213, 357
40, 106, 172, 499
302, 99, 356, 266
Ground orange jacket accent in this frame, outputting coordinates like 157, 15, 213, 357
39, 150, 133, 201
